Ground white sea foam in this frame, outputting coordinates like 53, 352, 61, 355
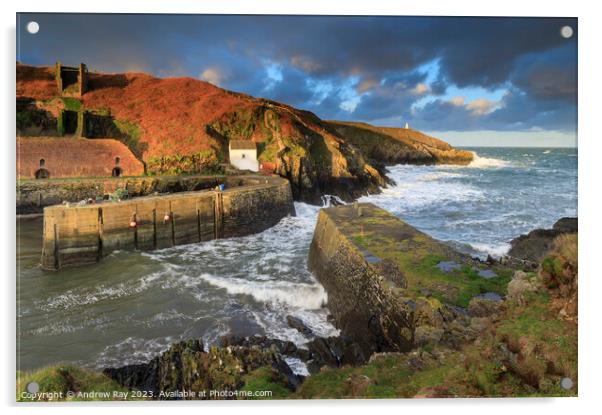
467, 151, 511, 168
468, 242, 511, 258
198, 273, 328, 310
92, 336, 176, 369
284, 356, 310, 376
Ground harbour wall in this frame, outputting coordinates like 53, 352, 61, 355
18, 175, 257, 214
41, 176, 295, 270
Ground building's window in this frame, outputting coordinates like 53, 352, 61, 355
242, 153, 246, 158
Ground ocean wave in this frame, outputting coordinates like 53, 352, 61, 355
197, 273, 328, 310
36, 268, 170, 312
468, 242, 511, 258
467, 151, 511, 169
91, 336, 176, 369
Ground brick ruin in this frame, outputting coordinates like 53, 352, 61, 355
17, 61, 146, 180
17, 138, 145, 179
55, 62, 88, 97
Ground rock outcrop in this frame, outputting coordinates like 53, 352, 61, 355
507, 217, 577, 263
327, 121, 474, 166
103, 339, 300, 399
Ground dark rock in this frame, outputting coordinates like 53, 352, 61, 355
304, 336, 368, 373
103, 338, 297, 399
486, 254, 497, 265
286, 315, 313, 336
508, 217, 577, 263
553, 217, 578, 233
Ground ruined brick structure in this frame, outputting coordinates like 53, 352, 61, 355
17, 137, 144, 179
55, 62, 88, 97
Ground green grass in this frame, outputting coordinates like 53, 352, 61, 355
60, 97, 82, 112
17, 364, 133, 402
240, 367, 293, 399
343, 206, 513, 308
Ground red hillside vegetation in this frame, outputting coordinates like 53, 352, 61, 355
16, 63, 472, 202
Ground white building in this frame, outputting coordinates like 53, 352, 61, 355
229, 140, 259, 172
404, 122, 410, 129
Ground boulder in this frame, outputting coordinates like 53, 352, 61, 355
467, 297, 504, 317
507, 270, 540, 305
286, 315, 313, 336
508, 217, 577, 263
414, 326, 445, 347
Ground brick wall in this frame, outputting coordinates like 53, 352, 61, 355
17, 137, 144, 179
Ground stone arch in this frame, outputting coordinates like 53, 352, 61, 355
111, 156, 122, 177
35, 158, 50, 179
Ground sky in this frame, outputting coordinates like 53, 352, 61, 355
17, 14, 577, 147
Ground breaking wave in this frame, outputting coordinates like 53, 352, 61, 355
467, 151, 512, 168
198, 273, 328, 310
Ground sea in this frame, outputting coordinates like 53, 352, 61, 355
16, 147, 577, 373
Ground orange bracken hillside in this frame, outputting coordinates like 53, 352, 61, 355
17, 63, 472, 203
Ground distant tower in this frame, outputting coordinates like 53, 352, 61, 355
404, 122, 410, 129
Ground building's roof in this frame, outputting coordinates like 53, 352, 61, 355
229, 140, 257, 150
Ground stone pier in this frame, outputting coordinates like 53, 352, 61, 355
41, 176, 295, 270
308, 203, 511, 359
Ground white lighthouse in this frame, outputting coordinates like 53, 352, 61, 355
404, 122, 410, 129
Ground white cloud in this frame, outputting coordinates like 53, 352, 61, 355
410, 82, 430, 96
466, 98, 498, 116
199, 68, 223, 86
449, 96, 465, 106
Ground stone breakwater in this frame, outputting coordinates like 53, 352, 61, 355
17, 174, 267, 214
308, 203, 511, 360
41, 176, 295, 270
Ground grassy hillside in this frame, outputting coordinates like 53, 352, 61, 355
327, 121, 474, 165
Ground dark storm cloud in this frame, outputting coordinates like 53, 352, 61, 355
17, 13, 577, 132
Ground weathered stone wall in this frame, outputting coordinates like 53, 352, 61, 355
308, 204, 415, 359
17, 137, 144, 181
18, 174, 269, 214
308, 203, 511, 359
41, 176, 294, 270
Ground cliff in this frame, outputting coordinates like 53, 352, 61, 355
327, 121, 474, 166
17, 63, 471, 203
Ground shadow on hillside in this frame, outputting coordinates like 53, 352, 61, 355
87, 73, 129, 91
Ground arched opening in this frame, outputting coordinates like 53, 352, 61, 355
35, 158, 50, 179
112, 156, 122, 177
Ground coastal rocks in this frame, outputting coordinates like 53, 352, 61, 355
414, 326, 445, 347
467, 297, 504, 318
103, 339, 300, 399
219, 333, 366, 375
286, 315, 313, 336
327, 121, 474, 167
506, 270, 540, 305
507, 217, 577, 263
304, 336, 367, 373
